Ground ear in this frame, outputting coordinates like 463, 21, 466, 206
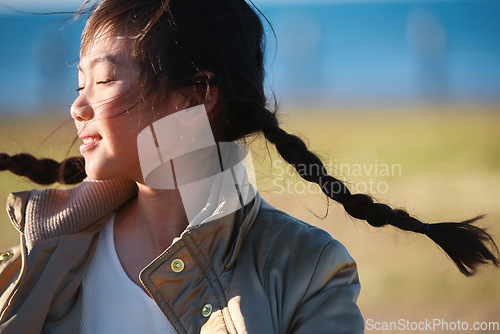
193, 71, 219, 114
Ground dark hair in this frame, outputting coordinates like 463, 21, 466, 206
1, 0, 498, 276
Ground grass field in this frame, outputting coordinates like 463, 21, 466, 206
1, 106, 500, 332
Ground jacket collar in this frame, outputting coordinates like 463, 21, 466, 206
6, 178, 261, 265
7, 179, 138, 248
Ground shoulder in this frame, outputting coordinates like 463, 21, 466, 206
242, 200, 364, 333
251, 200, 354, 267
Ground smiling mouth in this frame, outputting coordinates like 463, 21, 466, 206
80, 136, 102, 153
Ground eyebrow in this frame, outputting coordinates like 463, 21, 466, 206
77, 55, 119, 72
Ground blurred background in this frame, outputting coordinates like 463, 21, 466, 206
1, 0, 499, 332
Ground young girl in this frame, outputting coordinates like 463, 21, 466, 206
0, 0, 498, 333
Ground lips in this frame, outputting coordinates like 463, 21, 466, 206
79, 135, 102, 153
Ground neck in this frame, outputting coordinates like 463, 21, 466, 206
112, 183, 188, 289
115, 182, 189, 256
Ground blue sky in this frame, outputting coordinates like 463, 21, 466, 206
2, 0, 496, 10
1, 0, 499, 112
1, 0, 498, 14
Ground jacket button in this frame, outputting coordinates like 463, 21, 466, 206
202, 304, 212, 318
0, 252, 13, 261
171, 259, 185, 273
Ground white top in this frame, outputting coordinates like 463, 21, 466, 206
81, 215, 177, 334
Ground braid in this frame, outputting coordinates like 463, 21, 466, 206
0, 153, 86, 185
254, 106, 499, 276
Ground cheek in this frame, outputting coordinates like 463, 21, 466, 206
93, 100, 128, 119
101, 118, 142, 149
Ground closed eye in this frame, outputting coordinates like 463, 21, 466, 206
76, 80, 114, 92
96, 80, 114, 85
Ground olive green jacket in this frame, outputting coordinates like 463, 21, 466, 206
0, 179, 363, 333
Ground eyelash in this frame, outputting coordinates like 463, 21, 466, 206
97, 80, 113, 85
76, 80, 114, 92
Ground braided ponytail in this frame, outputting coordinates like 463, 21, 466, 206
0, 153, 86, 185
253, 106, 498, 276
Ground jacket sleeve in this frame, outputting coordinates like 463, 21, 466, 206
288, 238, 364, 334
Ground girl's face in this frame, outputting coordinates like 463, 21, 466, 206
71, 30, 184, 181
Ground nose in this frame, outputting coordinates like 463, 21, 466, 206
70, 94, 94, 122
